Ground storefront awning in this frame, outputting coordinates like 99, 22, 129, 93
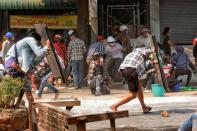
0, 0, 76, 10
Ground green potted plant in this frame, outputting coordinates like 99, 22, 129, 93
0, 77, 28, 130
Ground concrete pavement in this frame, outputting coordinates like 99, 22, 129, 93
32, 84, 197, 131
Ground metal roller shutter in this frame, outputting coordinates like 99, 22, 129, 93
160, 0, 197, 44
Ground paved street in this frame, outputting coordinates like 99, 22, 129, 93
31, 82, 197, 131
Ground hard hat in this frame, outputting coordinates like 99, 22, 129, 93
5, 32, 14, 38
96, 35, 105, 41
68, 30, 74, 35
141, 28, 150, 32
119, 25, 128, 32
107, 36, 116, 43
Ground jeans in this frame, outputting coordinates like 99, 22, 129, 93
89, 75, 102, 92
179, 113, 197, 131
71, 60, 84, 87
38, 72, 58, 97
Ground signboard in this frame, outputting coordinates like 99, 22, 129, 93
10, 15, 77, 29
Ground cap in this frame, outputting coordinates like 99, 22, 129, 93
107, 36, 116, 43
141, 28, 150, 32
119, 25, 128, 32
68, 30, 74, 35
96, 35, 105, 41
5, 32, 14, 38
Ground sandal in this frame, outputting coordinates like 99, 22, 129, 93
143, 106, 152, 114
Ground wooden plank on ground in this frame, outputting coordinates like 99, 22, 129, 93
33, 99, 80, 108
35, 103, 72, 118
67, 110, 129, 124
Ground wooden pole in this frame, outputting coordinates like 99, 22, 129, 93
110, 119, 116, 131
25, 92, 34, 131
14, 89, 24, 108
77, 0, 89, 46
152, 35, 171, 92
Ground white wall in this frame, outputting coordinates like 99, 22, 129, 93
150, 0, 160, 42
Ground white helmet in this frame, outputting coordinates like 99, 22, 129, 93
119, 25, 128, 32
68, 29, 74, 35
107, 36, 116, 43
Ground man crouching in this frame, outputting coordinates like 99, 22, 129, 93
87, 53, 110, 96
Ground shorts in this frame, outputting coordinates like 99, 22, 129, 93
120, 67, 139, 92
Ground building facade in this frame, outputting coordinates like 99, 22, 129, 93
150, 0, 197, 44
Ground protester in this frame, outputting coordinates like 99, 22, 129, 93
172, 46, 196, 86
136, 28, 151, 48
53, 34, 68, 66
35, 72, 59, 99
5, 32, 50, 78
4, 32, 50, 114
143, 57, 156, 91
111, 25, 121, 44
162, 27, 174, 56
87, 53, 110, 96
192, 37, 197, 66
163, 55, 179, 89
0, 56, 5, 77
105, 36, 123, 82
86, 35, 106, 64
2, 32, 15, 62
67, 30, 87, 89
178, 113, 197, 131
119, 25, 133, 57
110, 44, 154, 113
136, 28, 155, 91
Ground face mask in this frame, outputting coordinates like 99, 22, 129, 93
109, 42, 116, 46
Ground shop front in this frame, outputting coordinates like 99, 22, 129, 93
9, 14, 77, 41
0, 0, 77, 42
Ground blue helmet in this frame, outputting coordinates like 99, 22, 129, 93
5, 32, 14, 38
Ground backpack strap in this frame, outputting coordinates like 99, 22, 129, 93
14, 43, 19, 64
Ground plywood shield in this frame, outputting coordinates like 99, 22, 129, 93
34, 24, 65, 82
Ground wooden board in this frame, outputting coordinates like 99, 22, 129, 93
67, 110, 129, 124
34, 24, 65, 82
35, 103, 72, 116
148, 35, 170, 92
35, 103, 128, 131
33, 99, 80, 108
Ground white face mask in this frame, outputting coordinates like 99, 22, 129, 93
109, 42, 116, 46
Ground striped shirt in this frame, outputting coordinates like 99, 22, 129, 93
68, 38, 87, 61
